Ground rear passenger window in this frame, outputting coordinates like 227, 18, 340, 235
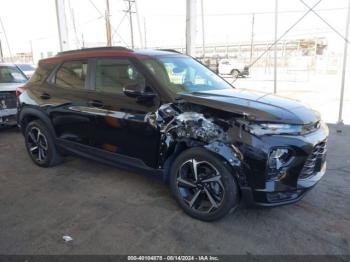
29, 63, 56, 84
55, 61, 87, 89
95, 59, 145, 94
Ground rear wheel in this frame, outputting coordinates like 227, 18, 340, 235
170, 147, 239, 221
25, 120, 62, 167
231, 69, 240, 79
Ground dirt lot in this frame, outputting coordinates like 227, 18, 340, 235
0, 125, 349, 255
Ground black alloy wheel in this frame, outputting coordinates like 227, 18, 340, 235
27, 126, 49, 163
170, 147, 239, 221
25, 120, 62, 167
177, 159, 224, 213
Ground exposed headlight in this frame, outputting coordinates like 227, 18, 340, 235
248, 123, 303, 136
267, 147, 294, 180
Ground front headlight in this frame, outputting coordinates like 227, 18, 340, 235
248, 123, 303, 136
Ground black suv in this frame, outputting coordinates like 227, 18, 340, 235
17, 47, 329, 221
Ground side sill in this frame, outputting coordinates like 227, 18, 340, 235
57, 139, 163, 180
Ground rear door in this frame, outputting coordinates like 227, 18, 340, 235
86, 57, 161, 168
45, 60, 95, 147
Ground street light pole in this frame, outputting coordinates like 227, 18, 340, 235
337, 0, 350, 129
274, 0, 278, 94
186, 0, 197, 56
201, 0, 205, 57
105, 0, 112, 46
0, 39, 3, 62
249, 13, 255, 64
55, 0, 70, 51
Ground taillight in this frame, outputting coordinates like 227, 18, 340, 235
16, 86, 25, 97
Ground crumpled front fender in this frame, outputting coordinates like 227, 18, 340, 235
204, 141, 242, 167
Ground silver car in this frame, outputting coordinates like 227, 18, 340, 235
0, 64, 28, 126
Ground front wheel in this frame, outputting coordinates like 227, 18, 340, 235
169, 147, 239, 221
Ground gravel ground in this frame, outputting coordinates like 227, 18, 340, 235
0, 124, 349, 255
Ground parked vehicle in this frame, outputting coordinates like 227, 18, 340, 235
16, 64, 36, 79
0, 64, 27, 126
17, 47, 328, 221
218, 58, 249, 78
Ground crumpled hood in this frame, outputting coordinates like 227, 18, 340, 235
180, 88, 320, 125
0, 83, 23, 92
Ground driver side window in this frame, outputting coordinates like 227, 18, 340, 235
95, 58, 146, 94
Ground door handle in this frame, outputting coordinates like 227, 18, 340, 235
88, 100, 104, 108
40, 93, 51, 100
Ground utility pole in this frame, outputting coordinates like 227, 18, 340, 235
70, 4, 80, 48
337, 0, 350, 129
0, 16, 13, 62
201, 0, 205, 57
186, 0, 197, 56
249, 13, 255, 63
134, 0, 143, 48
124, 0, 135, 49
0, 39, 3, 62
29, 40, 34, 64
105, 0, 112, 47
55, 0, 70, 51
273, 0, 278, 94
82, 33, 85, 48
144, 17, 147, 48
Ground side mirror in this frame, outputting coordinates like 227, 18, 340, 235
123, 84, 156, 99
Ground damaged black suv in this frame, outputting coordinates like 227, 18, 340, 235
18, 47, 329, 221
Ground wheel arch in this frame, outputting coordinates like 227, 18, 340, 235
231, 68, 241, 74
162, 139, 244, 186
19, 107, 56, 138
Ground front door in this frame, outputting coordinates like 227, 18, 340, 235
87, 58, 161, 168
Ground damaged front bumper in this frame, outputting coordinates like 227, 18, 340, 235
237, 122, 329, 207
241, 163, 326, 206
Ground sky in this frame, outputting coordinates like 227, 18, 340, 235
0, 0, 349, 60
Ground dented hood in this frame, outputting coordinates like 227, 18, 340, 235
180, 88, 320, 125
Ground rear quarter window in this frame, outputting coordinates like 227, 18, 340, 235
29, 62, 57, 84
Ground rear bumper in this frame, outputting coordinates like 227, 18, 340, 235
239, 67, 250, 77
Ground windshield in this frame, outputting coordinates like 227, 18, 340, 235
141, 56, 233, 95
0, 66, 27, 83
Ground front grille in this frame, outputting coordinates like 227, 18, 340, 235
0, 91, 17, 109
299, 141, 327, 179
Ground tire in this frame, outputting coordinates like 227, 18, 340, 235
169, 147, 239, 221
25, 120, 62, 167
231, 69, 240, 79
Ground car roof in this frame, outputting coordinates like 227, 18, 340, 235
40, 47, 186, 65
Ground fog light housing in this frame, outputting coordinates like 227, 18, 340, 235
267, 148, 293, 180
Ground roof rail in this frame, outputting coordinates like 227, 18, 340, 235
57, 46, 133, 56
157, 49, 182, 54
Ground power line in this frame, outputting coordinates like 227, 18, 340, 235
299, 0, 350, 44
249, 0, 323, 68
204, 6, 349, 17
0, 16, 13, 62
87, 0, 128, 46
141, 7, 348, 17
124, 0, 136, 49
